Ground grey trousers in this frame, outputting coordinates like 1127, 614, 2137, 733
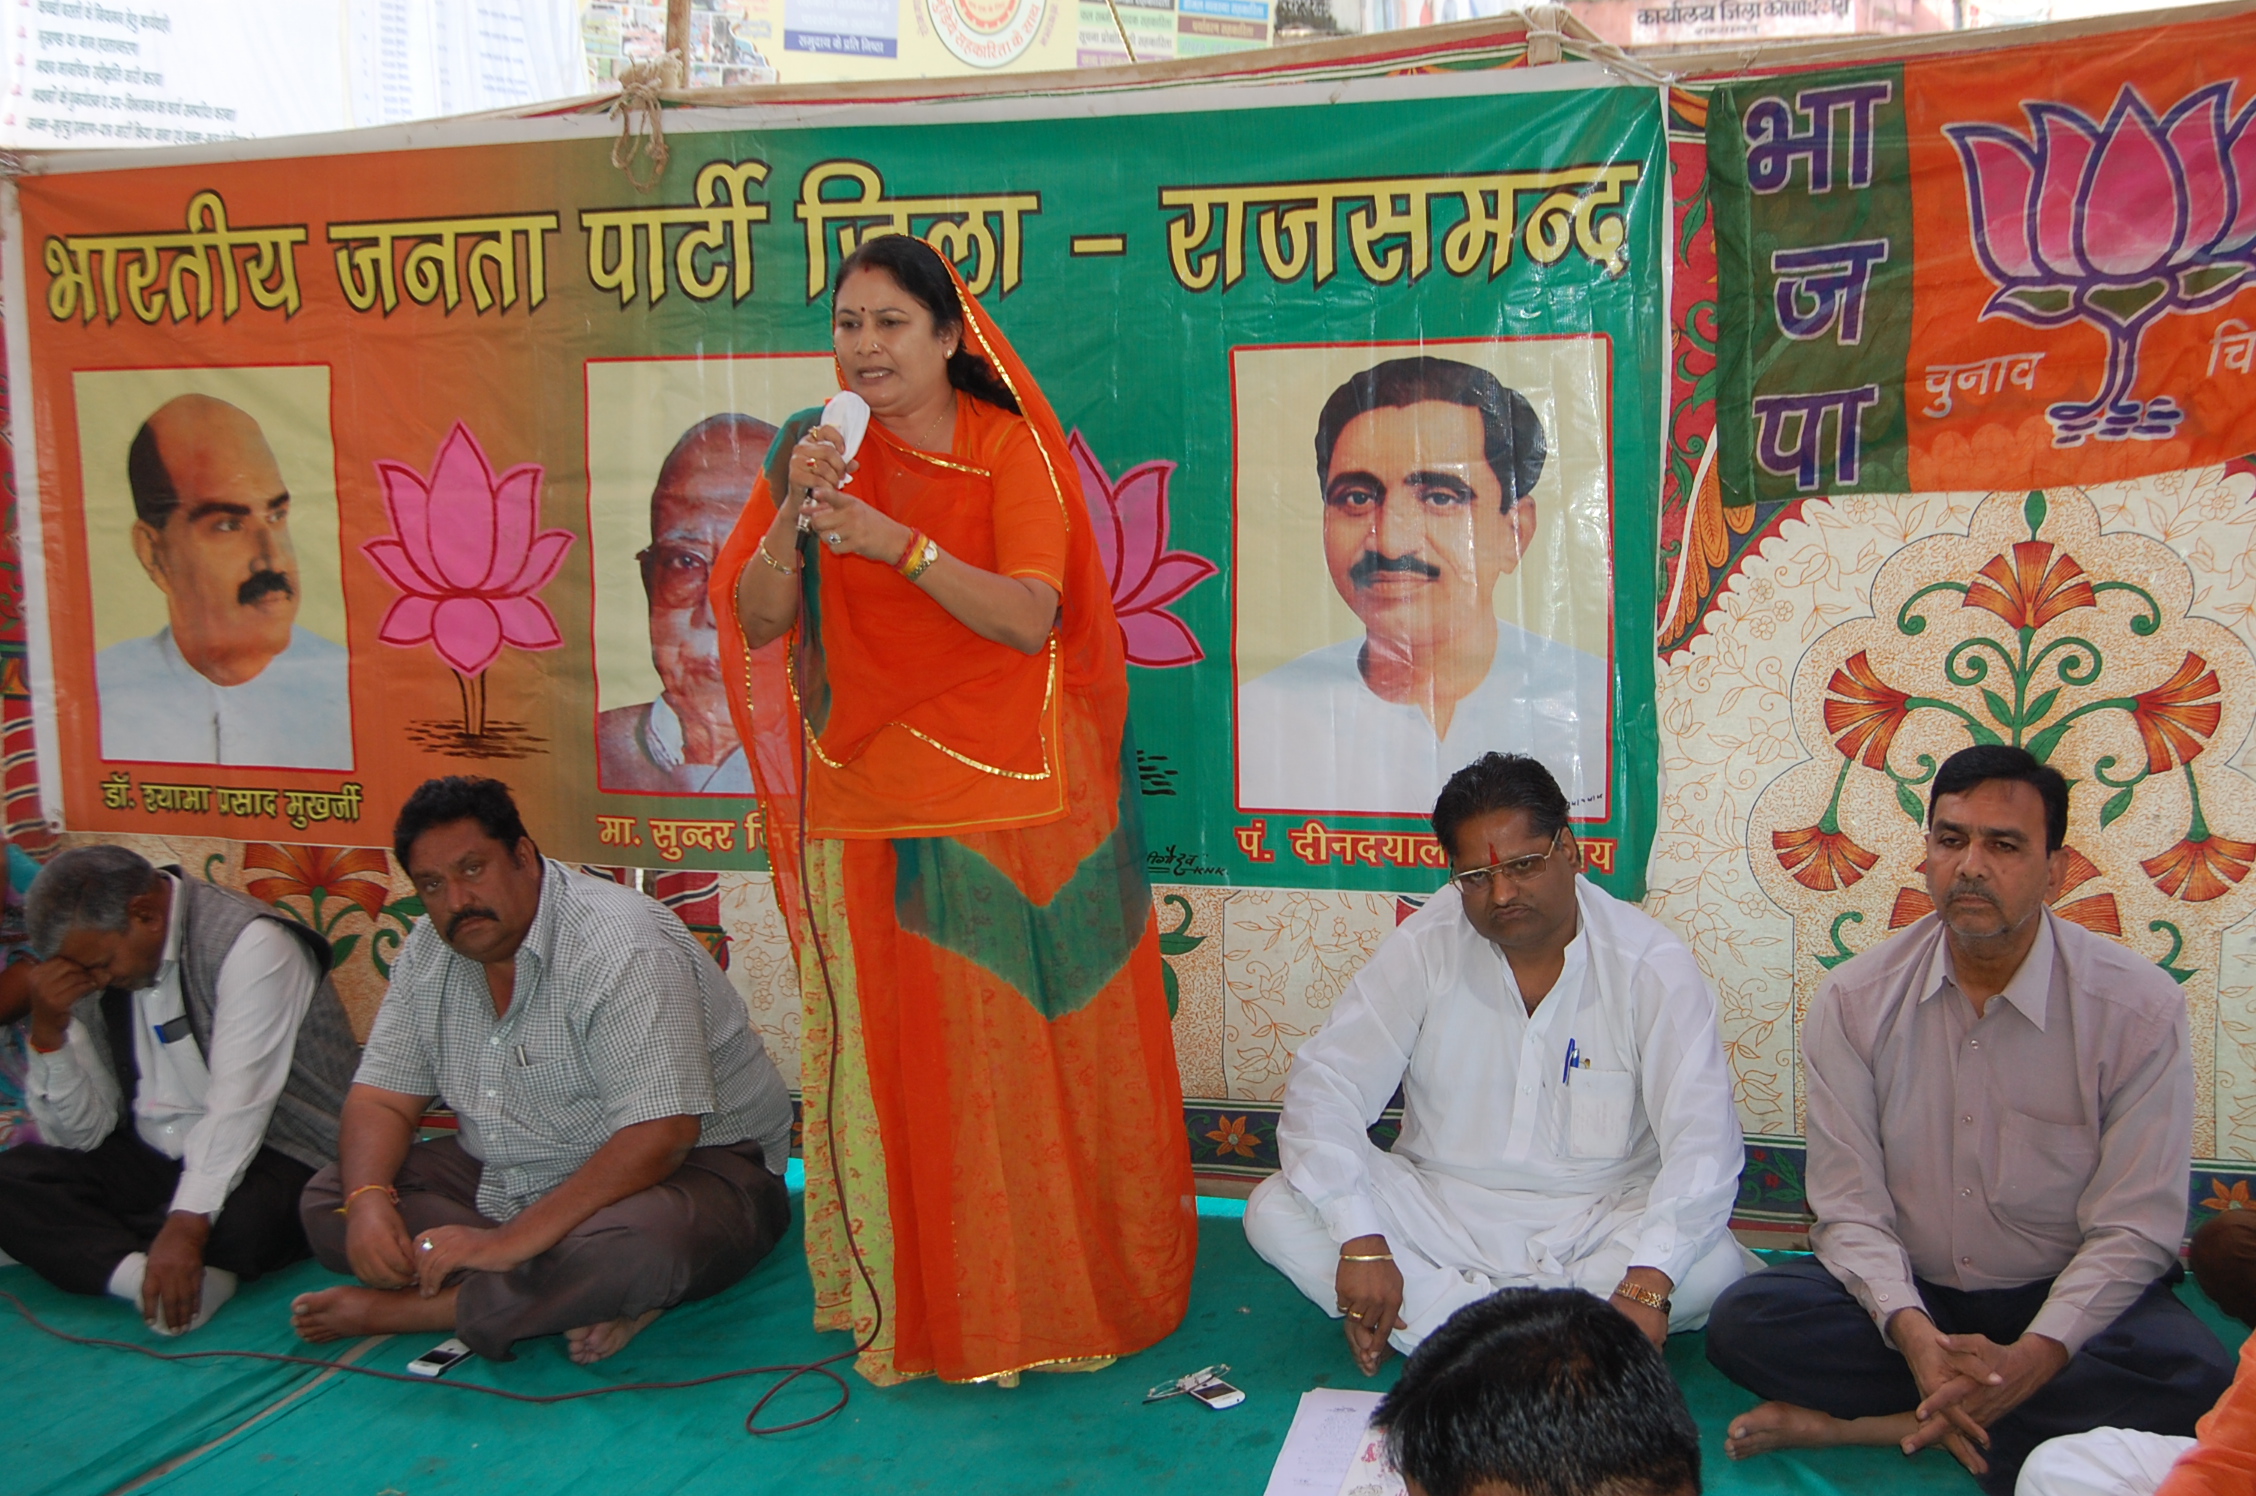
301, 1135, 791, 1360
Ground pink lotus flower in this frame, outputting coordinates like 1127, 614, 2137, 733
363, 422, 574, 678
1948, 83, 2256, 445
1070, 429, 1215, 668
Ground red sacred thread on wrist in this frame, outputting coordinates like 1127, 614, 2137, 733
894, 529, 927, 575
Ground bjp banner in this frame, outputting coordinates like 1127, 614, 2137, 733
1709, 13, 2256, 503
1673, 11, 2256, 1183
4, 68, 1668, 902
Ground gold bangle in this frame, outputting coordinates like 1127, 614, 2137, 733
1339, 1252, 1394, 1262
336, 1182, 398, 1216
901, 538, 939, 582
757, 538, 798, 575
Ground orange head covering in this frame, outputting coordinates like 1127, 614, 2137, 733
710, 239, 1130, 931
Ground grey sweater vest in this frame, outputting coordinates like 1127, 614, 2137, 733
69, 872, 361, 1174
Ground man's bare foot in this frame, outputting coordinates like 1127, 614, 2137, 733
1725, 1402, 1918, 1459
564, 1308, 663, 1365
290, 1286, 458, 1343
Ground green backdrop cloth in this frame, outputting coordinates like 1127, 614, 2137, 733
0, 1212, 2243, 1495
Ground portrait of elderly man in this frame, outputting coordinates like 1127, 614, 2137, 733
596, 413, 775, 795
1243, 752, 1751, 1378
0, 845, 359, 1335
1706, 745, 2234, 1495
94, 394, 352, 769
291, 776, 796, 1365
1237, 356, 1611, 816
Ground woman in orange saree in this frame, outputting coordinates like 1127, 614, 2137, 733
710, 235, 1197, 1386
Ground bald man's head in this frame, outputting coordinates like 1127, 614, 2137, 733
129, 395, 286, 529
651, 413, 777, 528
126, 395, 301, 687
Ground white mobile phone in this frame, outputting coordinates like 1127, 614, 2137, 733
406, 1337, 473, 1377
1186, 1377, 1245, 1410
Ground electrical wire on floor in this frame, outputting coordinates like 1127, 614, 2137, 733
0, 1289, 849, 1421
1, 596, 886, 1439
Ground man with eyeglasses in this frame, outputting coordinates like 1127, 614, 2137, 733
1243, 752, 1751, 1375
595, 413, 776, 794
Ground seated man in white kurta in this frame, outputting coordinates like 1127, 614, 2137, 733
1244, 751, 1753, 1376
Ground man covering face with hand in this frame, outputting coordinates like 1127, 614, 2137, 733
0, 845, 359, 1335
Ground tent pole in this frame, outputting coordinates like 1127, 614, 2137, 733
667, 0, 692, 65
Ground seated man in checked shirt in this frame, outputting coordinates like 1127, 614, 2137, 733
1243, 752, 1754, 1379
290, 775, 796, 1365
1706, 745, 2235, 1495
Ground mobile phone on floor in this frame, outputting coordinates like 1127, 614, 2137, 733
407, 1337, 473, 1377
1187, 1377, 1245, 1410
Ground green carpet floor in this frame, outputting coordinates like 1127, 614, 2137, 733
1, 1203, 2245, 1496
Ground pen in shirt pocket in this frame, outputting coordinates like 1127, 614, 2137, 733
1561, 1039, 1592, 1083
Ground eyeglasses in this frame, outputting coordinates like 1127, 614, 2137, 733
637, 543, 715, 609
1449, 830, 1570, 895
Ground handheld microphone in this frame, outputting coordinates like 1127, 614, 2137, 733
799, 391, 872, 533
821, 391, 871, 478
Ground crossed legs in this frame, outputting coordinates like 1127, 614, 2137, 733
1705, 1258, 2232, 1495
294, 1135, 790, 1363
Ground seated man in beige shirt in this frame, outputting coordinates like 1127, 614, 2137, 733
1704, 745, 2232, 1495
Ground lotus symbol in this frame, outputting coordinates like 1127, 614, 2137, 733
1947, 82, 2256, 446
1070, 430, 1215, 669
363, 422, 574, 739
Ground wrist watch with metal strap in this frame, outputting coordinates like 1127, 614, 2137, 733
1611, 1278, 1672, 1315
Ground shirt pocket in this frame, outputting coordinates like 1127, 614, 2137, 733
1567, 1069, 1637, 1160
501, 1049, 595, 1129
1990, 1109, 2097, 1226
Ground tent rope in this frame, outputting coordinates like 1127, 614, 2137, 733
608, 50, 684, 193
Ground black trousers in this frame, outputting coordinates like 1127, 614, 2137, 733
0, 1130, 315, 1296
1705, 1256, 2235, 1494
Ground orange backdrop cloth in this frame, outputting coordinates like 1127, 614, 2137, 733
710, 277, 1196, 1385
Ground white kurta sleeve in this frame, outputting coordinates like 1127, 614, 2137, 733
1622, 936, 1744, 1289
170, 922, 319, 1219
1273, 927, 1429, 1247
24, 1018, 123, 1151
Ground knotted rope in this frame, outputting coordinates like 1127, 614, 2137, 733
609, 50, 684, 193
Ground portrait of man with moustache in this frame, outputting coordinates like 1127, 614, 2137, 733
95, 394, 353, 769
1236, 356, 1610, 817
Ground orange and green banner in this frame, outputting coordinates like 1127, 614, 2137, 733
7, 72, 1668, 895
1709, 10, 2256, 506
